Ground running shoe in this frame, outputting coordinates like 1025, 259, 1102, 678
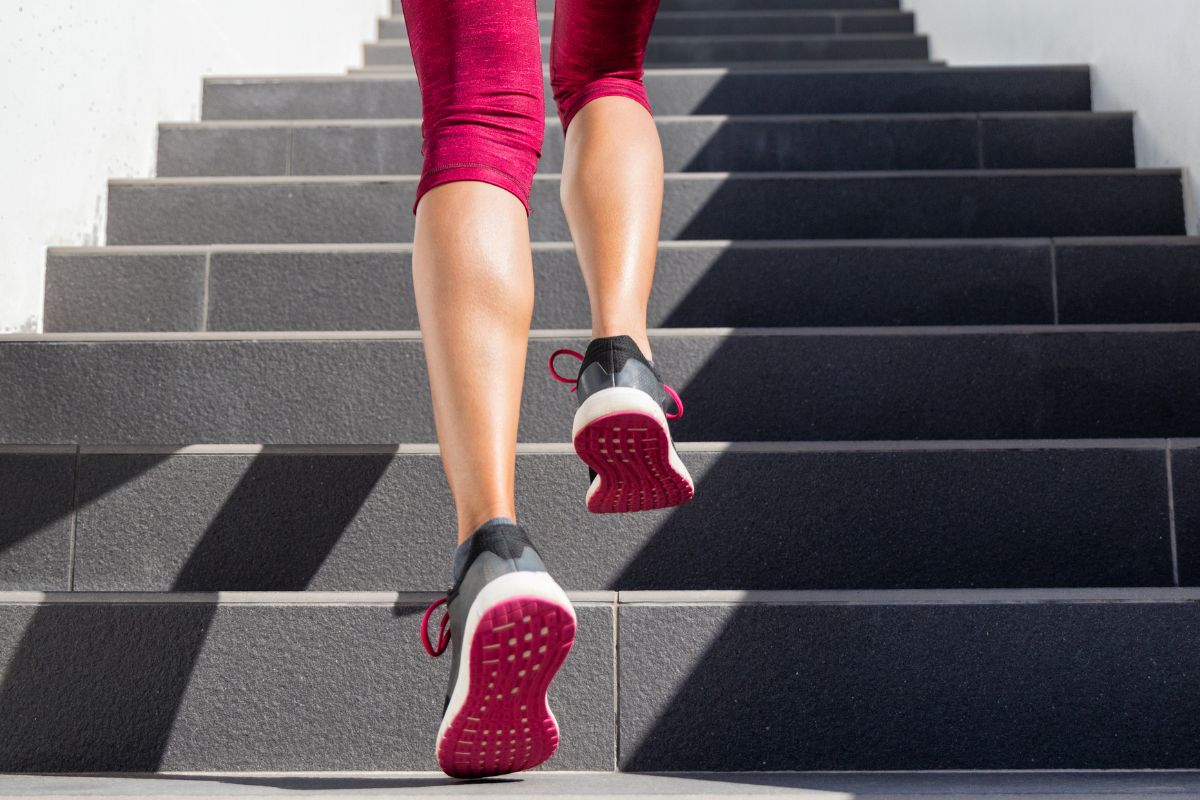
548, 335, 695, 513
420, 520, 576, 778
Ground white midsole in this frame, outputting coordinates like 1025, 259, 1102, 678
572, 386, 694, 504
435, 571, 576, 756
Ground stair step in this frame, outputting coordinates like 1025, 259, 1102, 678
156, 113, 1135, 177
3, 772, 1200, 799
104, 171, 1184, 245
3, 589, 1200, 771
6, 327, 1200, 443
7, 772, 1200, 796
364, 35, 930, 67
43, 239, 1200, 333
200, 66, 1092, 120
1, 440, 1182, 593
379, 10, 918, 38
617, 589, 1200, 771
0, 590, 614, 771
43, 239, 1051, 332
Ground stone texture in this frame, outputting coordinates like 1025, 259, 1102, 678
6, 771, 1200, 798
206, 250, 414, 331
201, 67, 1091, 121
157, 126, 289, 178
198, 243, 1053, 331
43, 252, 206, 333
619, 600, 1200, 770
1057, 239, 1200, 324
106, 172, 1184, 246
66, 447, 1171, 592
7, 330, 1200, 443
981, 113, 1135, 169
0, 601, 612, 771
0, 454, 74, 590
1166, 444, 1200, 585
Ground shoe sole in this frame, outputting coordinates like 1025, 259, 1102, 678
436, 574, 576, 779
572, 386, 696, 514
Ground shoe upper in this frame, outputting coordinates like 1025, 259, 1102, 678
439, 522, 548, 714
573, 335, 680, 417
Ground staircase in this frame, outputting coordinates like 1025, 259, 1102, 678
4, 0, 1200, 785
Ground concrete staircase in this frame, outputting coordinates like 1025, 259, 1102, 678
4, 0, 1200, 784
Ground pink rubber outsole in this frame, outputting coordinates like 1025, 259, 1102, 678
437, 597, 576, 779
574, 410, 695, 514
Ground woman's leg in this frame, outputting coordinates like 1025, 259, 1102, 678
547, 0, 694, 515
551, 0, 664, 360
400, 0, 544, 542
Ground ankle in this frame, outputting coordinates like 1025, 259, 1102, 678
589, 330, 652, 362
456, 509, 517, 544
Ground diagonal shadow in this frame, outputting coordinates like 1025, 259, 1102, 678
0, 451, 173, 573
0, 450, 392, 770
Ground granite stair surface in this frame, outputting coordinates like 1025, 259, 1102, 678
4, 0, 1200, 787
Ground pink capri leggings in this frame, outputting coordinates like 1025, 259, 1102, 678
398, 0, 661, 215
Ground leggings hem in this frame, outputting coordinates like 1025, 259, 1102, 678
558, 80, 653, 133
413, 163, 534, 216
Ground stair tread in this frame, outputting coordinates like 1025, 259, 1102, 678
4, 769, 1200, 798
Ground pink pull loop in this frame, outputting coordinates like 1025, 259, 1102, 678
663, 384, 685, 420
420, 596, 451, 657
548, 348, 585, 393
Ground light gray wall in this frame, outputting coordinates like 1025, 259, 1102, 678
905, 0, 1199, 235
0, 0, 389, 333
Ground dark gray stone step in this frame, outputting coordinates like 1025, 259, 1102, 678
9, 772, 1200, 800
379, 10, 918, 38
0, 592, 615, 771
4, 589, 1200, 771
6, 327, 1200, 443
104, 171, 1184, 245
618, 590, 1200, 770
201, 67, 1092, 120
363, 35, 931, 67
156, 113, 1135, 177
45, 240, 1058, 332
50, 237, 1200, 332
0, 440, 1180, 593
42, 237, 1195, 333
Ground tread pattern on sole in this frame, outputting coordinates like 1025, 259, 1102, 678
575, 410, 696, 514
436, 597, 576, 779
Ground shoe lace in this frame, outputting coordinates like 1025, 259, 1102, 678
548, 348, 685, 420
420, 595, 451, 657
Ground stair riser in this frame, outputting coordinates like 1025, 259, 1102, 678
46, 243, 1059, 332
44, 240, 1200, 333
379, 11, 918, 38
1, 445, 1178, 593
6, 331, 1200, 443
0, 600, 614, 771
105, 173, 1184, 245
156, 115, 1135, 177
3, 596, 1199, 771
620, 600, 1200, 770
364, 36, 930, 66
201, 68, 1091, 120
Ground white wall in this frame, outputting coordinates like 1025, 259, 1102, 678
905, 0, 1200, 236
0, 0, 387, 333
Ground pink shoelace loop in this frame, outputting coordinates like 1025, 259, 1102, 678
548, 347, 685, 419
663, 383, 685, 420
548, 348, 584, 393
420, 596, 451, 657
